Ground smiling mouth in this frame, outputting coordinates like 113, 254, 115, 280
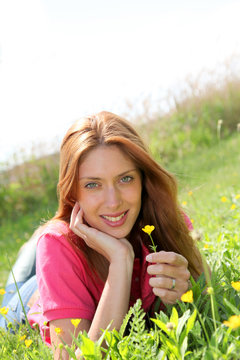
101, 211, 128, 223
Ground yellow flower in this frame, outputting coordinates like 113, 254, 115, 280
223, 315, 240, 329
235, 194, 240, 200
188, 191, 193, 196
55, 327, 63, 335
204, 244, 209, 249
20, 335, 27, 341
25, 339, 33, 348
190, 219, 194, 224
0, 289, 6, 295
142, 225, 155, 235
181, 290, 193, 303
230, 204, 236, 210
182, 201, 187, 206
221, 196, 228, 202
0, 307, 9, 315
231, 281, 240, 291
71, 319, 81, 328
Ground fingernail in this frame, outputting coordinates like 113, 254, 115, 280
146, 254, 152, 262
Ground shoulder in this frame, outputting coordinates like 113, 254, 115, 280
38, 220, 74, 248
37, 220, 85, 264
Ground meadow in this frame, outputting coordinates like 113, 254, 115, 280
0, 73, 240, 359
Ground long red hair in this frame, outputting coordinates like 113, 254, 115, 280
53, 111, 203, 280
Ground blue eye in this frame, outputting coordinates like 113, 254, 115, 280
121, 176, 133, 183
85, 182, 98, 189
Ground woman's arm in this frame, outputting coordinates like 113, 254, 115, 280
49, 204, 134, 359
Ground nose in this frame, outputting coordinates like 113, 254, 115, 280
105, 186, 122, 209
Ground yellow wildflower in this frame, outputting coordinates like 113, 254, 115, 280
231, 281, 240, 291
71, 319, 81, 328
182, 201, 187, 206
230, 204, 236, 210
25, 339, 33, 348
20, 335, 27, 341
0, 307, 9, 315
181, 290, 193, 303
190, 219, 194, 224
0, 289, 6, 295
142, 225, 155, 235
221, 196, 228, 202
223, 315, 240, 329
235, 194, 240, 200
188, 191, 193, 196
204, 244, 209, 249
142, 225, 157, 252
55, 327, 63, 335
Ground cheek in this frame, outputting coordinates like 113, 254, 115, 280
126, 186, 142, 211
77, 194, 100, 218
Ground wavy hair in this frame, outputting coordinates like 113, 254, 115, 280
53, 111, 203, 280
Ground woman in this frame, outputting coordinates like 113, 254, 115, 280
1, 111, 203, 359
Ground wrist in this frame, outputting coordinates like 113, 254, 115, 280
109, 254, 134, 277
109, 240, 134, 264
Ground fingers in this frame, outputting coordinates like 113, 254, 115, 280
147, 263, 190, 280
146, 251, 188, 267
70, 203, 87, 240
146, 250, 190, 304
150, 276, 189, 304
152, 284, 189, 305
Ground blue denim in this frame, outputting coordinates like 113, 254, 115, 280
0, 276, 38, 330
0, 231, 38, 330
6, 231, 37, 286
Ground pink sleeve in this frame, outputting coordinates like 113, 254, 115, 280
36, 229, 98, 322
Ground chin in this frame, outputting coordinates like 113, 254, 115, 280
106, 227, 131, 239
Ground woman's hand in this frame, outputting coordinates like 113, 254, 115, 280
146, 251, 190, 304
70, 203, 134, 263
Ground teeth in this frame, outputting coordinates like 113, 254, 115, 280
102, 212, 126, 222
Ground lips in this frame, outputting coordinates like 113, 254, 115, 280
100, 210, 128, 226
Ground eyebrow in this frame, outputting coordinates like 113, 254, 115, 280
79, 168, 138, 181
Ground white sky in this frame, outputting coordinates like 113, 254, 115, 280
0, 0, 240, 166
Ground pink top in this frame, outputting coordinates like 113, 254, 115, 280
28, 214, 192, 345
27, 221, 156, 345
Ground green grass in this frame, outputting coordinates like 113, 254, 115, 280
0, 131, 240, 357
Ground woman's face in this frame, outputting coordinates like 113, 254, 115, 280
77, 145, 142, 239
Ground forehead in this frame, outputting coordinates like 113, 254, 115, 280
79, 145, 136, 178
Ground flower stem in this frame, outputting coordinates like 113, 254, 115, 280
149, 234, 157, 252
193, 304, 210, 343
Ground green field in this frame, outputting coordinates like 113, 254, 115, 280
1, 77, 240, 358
